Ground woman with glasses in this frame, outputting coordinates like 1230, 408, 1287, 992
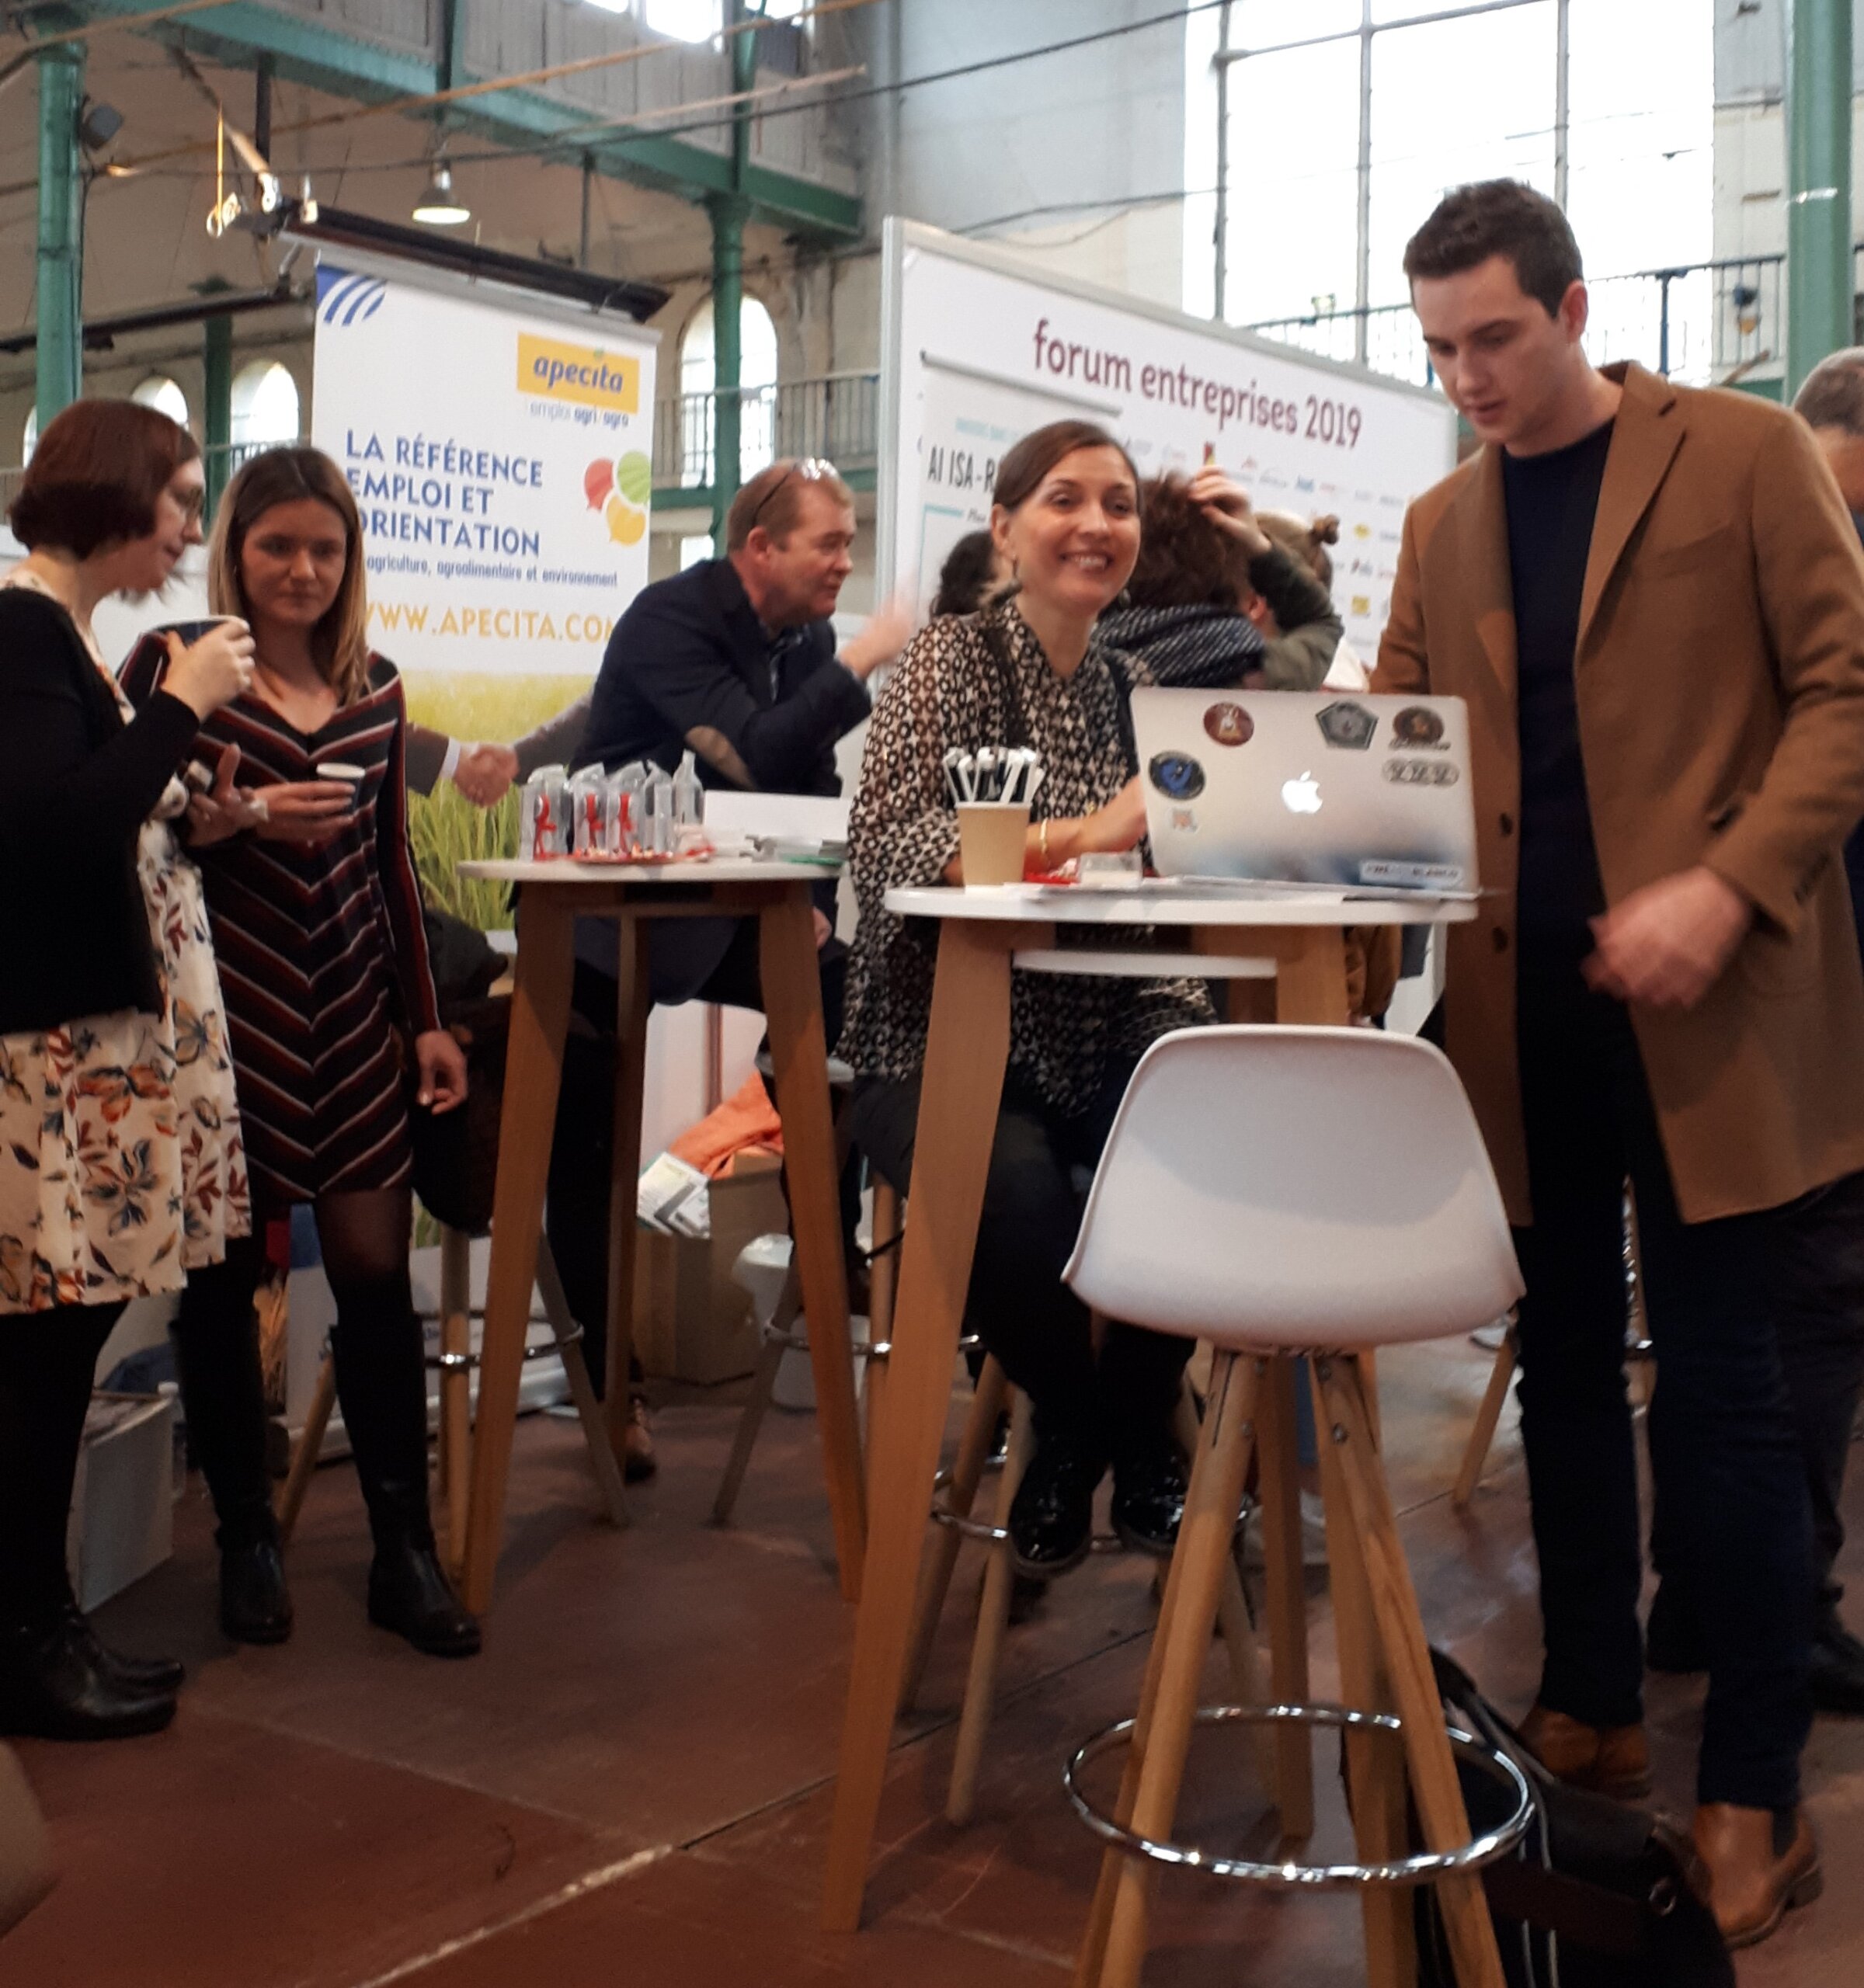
0, 401, 253, 1740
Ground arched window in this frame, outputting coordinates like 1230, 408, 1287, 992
131, 375, 190, 429
231, 360, 301, 454
677, 294, 779, 488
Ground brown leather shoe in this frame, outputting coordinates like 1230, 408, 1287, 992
1692, 1802, 1821, 1949
1517, 1703, 1652, 1799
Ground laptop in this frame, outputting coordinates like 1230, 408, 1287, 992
1128, 686, 1479, 895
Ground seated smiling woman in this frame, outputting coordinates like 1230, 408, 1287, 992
840, 421, 1215, 1578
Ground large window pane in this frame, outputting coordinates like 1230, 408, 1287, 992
1365, 2, 1557, 305
1565, 0, 1715, 377
1222, 37, 1361, 326
1236, 0, 1362, 40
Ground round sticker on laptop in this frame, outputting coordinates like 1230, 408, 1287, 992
1202, 701, 1254, 747
1391, 705, 1445, 749
1147, 751, 1207, 801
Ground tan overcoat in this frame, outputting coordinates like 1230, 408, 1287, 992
1375, 361, 1864, 1224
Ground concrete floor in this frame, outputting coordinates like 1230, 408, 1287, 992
6, 1336, 1862, 1987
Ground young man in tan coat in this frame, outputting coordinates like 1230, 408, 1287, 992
1375, 179, 1864, 1948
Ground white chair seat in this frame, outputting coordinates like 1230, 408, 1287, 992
1062, 1027, 1522, 1350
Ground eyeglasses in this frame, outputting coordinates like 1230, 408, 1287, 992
749, 457, 839, 531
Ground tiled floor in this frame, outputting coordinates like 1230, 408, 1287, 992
6, 1335, 1862, 1986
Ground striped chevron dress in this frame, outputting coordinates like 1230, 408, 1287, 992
120, 634, 441, 1207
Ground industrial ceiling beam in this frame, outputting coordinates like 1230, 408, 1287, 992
59, 0, 862, 238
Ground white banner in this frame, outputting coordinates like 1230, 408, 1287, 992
311, 257, 658, 675
881, 222, 1456, 649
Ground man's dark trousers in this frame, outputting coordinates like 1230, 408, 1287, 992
1512, 947, 1813, 1811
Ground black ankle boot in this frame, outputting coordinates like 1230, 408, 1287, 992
60, 1602, 185, 1693
219, 1538, 294, 1646
0, 1615, 176, 1741
367, 1539, 481, 1658
1008, 1429, 1105, 1581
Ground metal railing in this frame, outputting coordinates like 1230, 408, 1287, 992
652, 371, 880, 492
1243, 255, 1789, 393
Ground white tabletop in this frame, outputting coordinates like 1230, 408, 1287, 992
460, 857, 840, 886
884, 882, 1477, 927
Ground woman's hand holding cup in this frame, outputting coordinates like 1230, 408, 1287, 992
163, 619, 256, 719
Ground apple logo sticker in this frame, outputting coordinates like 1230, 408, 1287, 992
1282, 770, 1323, 815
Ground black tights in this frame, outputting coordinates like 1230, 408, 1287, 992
0, 1300, 124, 1628
172, 1189, 433, 1553
848, 1067, 1191, 1461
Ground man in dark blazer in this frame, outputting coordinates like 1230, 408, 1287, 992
543, 461, 907, 1454
1375, 179, 1864, 1945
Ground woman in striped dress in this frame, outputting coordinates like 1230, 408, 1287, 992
121, 447, 477, 1658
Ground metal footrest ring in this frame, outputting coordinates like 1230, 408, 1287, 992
1065, 1702, 1532, 1889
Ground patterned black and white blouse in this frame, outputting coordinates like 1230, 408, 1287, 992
839, 600, 1212, 1115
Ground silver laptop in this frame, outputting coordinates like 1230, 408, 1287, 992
1128, 686, 1479, 895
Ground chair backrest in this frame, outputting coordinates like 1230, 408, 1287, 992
1063, 1027, 1523, 1350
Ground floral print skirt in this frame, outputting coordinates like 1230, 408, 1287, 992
0, 820, 249, 1314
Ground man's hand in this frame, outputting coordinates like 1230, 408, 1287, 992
1583, 867, 1754, 1009
840, 594, 916, 680
452, 742, 520, 808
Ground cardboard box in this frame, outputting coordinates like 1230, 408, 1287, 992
67, 1393, 175, 1612
633, 1151, 789, 1385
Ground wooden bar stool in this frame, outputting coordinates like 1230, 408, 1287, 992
711, 1177, 903, 1527
917, 1359, 1270, 1829
277, 1226, 628, 1569
1060, 1027, 1530, 1988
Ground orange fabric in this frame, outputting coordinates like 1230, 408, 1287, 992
668, 1071, 784, 1176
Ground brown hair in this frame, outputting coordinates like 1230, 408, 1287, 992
1126, 474, 1248, 610
1258, 511, 1339, 592
1795, 349, 1864, 435
1402, 179, 1583, 318
992, 419, 1139, 514
8, 399, 200, 559
725, 457, 855, 551
209, 447, 371, 704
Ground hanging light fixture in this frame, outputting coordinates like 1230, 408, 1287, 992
412, 152, 470, 228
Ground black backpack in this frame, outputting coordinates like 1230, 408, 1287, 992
1411, 1651, 1733, 1988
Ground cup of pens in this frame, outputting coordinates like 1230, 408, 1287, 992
946, 746, 1044, 888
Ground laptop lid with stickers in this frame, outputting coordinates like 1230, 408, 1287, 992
1129, 687, 1479, 893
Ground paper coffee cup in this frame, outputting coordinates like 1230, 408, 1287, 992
957, 802, 1030, 888
314, 761, 365, 784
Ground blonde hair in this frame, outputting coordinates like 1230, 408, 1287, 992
209, 447, 372, 704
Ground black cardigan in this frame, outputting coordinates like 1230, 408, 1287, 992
0, 589, 200, 1033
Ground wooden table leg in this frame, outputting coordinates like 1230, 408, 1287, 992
461, 891, 576, 1618
761, 888, 866, 1600
603, 913, 651, 1464
821, 920, 1018, 1933
1274, 925, 1351, 1027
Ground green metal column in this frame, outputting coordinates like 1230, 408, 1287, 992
1786, 0, 1853, 395
708, 2, 759, 547
203, 315, 234, 520
35, 41, 85, 433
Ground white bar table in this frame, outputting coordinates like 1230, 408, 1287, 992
821, 881, 1476, 1934
455, 856, 865, 1611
